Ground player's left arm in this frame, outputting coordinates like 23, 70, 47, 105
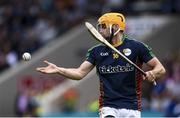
145, 57, 166, 82
138, 42, 166, 82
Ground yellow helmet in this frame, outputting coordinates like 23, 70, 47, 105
98, 12, 126, 32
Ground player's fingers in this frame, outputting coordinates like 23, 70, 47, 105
36, 68, 40, 71
145, 71, 157, 86
44, 60, 51, 65
144, 72, 149, 80
153, 81, 157, 86
36, 68, 47, 73
36, 67, 43, 70
143, 76, 146, 80
40, 70, 47, 73
38, 70, 46, 73
36, 67, 46, 72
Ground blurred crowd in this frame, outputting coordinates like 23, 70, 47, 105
149, 53, 180, 117
0, 0, 86, 72
0, 0, 180, 73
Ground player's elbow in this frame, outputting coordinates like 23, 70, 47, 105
75, 70, 88, 80
75, 73, 85, 80
75, 76, 83, 80
69, 76, 82, 81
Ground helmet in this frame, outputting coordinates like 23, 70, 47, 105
98, 13, 126, 32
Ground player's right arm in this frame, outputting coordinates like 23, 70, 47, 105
36, 60, 94, 80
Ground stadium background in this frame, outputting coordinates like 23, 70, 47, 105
0, 0, 179, 117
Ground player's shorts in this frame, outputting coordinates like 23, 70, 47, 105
99, 106, 141, 118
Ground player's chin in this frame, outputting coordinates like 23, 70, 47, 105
101, 34, 108, 39
104, 36, 111, 42
99, 33, 106, 38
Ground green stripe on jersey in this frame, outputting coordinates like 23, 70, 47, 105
141, 42, 155, 57
86, 44, 103, 59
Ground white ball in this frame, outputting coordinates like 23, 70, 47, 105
22, 52, 31, 61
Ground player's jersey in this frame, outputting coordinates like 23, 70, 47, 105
86, 35, 155, 111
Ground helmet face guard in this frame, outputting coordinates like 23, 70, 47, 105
97, 13, 126, 42
97, 24, 120, 43
96, 23, 113, 43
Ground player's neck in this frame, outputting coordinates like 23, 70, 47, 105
112, 34, 123, 47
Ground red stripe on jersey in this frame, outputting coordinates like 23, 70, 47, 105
99, 80, 104, 109
135, 60, 143, 111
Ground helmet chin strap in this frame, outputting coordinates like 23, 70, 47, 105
113, 28, 121, 36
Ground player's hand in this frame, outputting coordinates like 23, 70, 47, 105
143, 71, 156, 83
36, 60, 59, 74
